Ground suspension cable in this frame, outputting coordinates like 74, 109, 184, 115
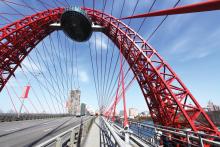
64, 36, 70, 95
103, 0, 126, 110
20, 68, 54, 113
147, 0, 181, 41
107, 0, 182, 109
119, 44, 128, 128
1, 0, 25, 17
102, 0, 116, 110
36, 0, 54, 9
47, 36, 66, 102
93, 33, 102, 108
104, 0, 163, 110
64, 0, 70, 7
56, 31, 67, 95
21, 63, 60, 113
13, 77, 39, 113
103, 0, 141, 109
33, 43, 65, 112
5, 86, 18, 114
7, 81, 30, 114
33, 47, 62, 108
88, 41, 101, 108
25, 56, 63, 113
74, 42, 80, 89
48, 35, 67, 99
71, 43, 76, 89
99, 0, 110, 109
137, 0, 157, 33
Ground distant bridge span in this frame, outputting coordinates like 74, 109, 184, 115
0, 7, 219, 135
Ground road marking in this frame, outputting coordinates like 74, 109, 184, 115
43, 122, 48, 125
44, 128, 51, 132
5, 127, 20, 132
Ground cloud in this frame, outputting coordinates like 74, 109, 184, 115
96, 38, 107, 50
70, 68, 89, 83
156, 13, 220, 62
180, 50, 211, 62
90, 33, 108, 51
21, 59, 43, 74
181, 27, 220, 62
78, 70, 89, 82
169, 38, 191, 54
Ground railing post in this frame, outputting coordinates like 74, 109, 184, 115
77, 120, 83, 147
70, 129, 76, 147
186, 132, 191, 147
124, 128, 130, 144
82, 122, 87, 137
55, 137, 61, 147
199, 135, 204, 147
155, 129, 162, 146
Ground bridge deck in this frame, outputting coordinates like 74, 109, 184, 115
0, 117, 89, 146
83, 117, 100, 147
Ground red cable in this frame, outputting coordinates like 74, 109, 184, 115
28, 99, 39, 113
8, 81, 29, 114
104, 76, 136, 118
14, 77, 39, 113
112, 74, 121, 122
119, 44, 128, 128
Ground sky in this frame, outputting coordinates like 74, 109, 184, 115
0, 0, 220, 114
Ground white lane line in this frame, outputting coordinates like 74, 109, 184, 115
50, 125, 58, 128
44, 128, 52, 132
5, 127, 20, 132
36, 118, 81, 133
43, 122, 48, 125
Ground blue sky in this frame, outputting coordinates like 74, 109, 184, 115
0, 0, 220, 114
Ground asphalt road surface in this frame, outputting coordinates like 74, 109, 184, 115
0, 116, 91, 147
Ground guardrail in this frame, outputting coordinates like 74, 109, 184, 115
0, 113, 73, 122
108, 120, 152, 147
100, 117, 132, 147
129, 121, 220, 147
36, 117, 94, 147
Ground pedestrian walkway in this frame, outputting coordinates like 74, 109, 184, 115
83, 117, 100, 147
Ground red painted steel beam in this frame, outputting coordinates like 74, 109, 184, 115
0, 8, 64, 92
121, 0, 220, 19
84, 7, 220, 136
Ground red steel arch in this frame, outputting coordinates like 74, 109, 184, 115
0, 7, 219, 135
0, 7, 64, 92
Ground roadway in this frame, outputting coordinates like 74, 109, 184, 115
0, 116, 91, 147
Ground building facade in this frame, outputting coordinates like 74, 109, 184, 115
67, 89, 81, 115
119, 110, 124, 117
81, 103, 86, 116
129, 108, 138, 118
207, 100, 220, 111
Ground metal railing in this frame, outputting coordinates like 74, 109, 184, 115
101, 117, 132, 147
36, 117, 94, 147
129, 121, 220, 147
109, 122, 153, 147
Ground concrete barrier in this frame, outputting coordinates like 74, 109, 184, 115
0, 113, 73, 122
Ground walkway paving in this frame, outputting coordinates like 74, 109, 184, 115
83, 117, 100, 147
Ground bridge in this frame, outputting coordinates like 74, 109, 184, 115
0, 0, 220, 146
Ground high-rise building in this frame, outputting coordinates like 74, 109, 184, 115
86, 105, 95, 115
81, 103, 86, 116
207, 100, 220, 111
119, 110, 124, 117
67, 89, 81, 115
129, 108, 138, 118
